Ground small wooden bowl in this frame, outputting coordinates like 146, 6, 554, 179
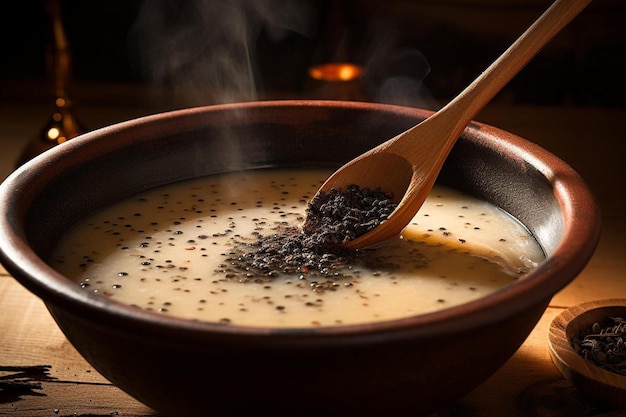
549, 299, 626, 410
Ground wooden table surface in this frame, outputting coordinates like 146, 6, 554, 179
1, 98, 624, 416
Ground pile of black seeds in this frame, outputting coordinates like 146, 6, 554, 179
303, 184, 397, 245
220, 185, 398, 283
572, 316, 626, 376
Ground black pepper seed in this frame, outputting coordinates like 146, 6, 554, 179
573, 316, 626, 377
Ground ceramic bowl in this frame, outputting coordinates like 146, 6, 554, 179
0, 101, 601, 416
549, 299, 626, 410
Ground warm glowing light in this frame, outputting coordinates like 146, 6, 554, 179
53, 112, 62, 122
47, 127, 60, 140
56, 98, 66, 107
308, 63, 363, 82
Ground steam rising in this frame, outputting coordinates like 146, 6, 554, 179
128, 0, 435, 109
360, 21, 435, 109
129, 0, 316, 106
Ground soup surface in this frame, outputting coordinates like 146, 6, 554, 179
50, 168, 544, 327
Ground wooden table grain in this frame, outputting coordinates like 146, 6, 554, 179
1, 100, 624, 416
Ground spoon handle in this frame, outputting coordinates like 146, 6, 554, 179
437, 0, 592, 135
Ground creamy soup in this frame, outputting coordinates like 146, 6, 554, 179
50, 168, 544, 327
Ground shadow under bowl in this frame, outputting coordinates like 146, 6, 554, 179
549, 299, 626, 410
0, 101, 601, 416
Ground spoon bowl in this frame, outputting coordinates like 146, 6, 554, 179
317, 0, 593, 249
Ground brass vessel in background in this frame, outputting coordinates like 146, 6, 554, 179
17, 0, 86, 167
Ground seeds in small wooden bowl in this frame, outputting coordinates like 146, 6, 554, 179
548, 299, 626, 410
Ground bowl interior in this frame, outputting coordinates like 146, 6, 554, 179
19, 102, 563, 260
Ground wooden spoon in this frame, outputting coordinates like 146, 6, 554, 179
312, 0, 592, 249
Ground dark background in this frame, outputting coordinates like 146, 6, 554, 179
1, 0, 625, 109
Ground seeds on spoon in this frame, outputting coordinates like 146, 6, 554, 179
303, 185, 398, 246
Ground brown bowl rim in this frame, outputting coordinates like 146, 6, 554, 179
0, 100, 602, 343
